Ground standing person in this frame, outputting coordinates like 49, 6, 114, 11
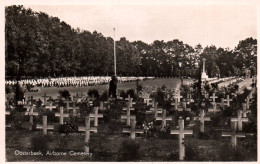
109, 75, 118, 98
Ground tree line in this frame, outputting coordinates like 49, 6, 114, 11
5, 5, 257, 79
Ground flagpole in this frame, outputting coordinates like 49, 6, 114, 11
113, 28, 116, 76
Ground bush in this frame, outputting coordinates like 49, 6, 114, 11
5, 85, 12, 94
88, 89, 100, 99
31, 134, 53, 154
59, 90, 71, 100
117, 139, 140, 161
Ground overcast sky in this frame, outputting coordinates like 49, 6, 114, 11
24, 5, 257, 49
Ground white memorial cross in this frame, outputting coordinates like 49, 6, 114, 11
146, 102, 162, 118
45, 102, 56, 111
78, 115, 97, 153
25, 105, 38, 125
125, 94, 136, 107
242, 103, 251, 117
231, 110, 249, 131
123, 118, 144, 139
170, 117, 193, 160
90, 107, 103, 127
156, 109, 172, 129
223, 95, 233, 107
121, 105, 135, 126
42, 93, 50, 105
55, 107, 69, 124
36, 116, 54, 135
194, 109, 210, 132
222, 121, 245, 147
210, 92, 218, 103
171, 98, 179, 111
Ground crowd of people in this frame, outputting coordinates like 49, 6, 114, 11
5, 76, 155, 88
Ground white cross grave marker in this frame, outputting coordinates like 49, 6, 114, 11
222, 121, 245, 147
36, 116, 54, 135
55, 107, 69, 124
90, 107, 103, 127
194, 109, 210, 132
170, 117, 193, 160
231, 110, 249, 131
123, 118, 144, 139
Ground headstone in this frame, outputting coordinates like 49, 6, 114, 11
231, 110, 249, 131
222, 121, 245, 147
194, 109, 210, 133
123, 118, 144, 139
55, 107, 69, 124
89, 107, 103, 127
170, 117, 193, 160
36, 116, 54, 135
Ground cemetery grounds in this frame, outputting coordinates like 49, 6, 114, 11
5, 78, 257, 161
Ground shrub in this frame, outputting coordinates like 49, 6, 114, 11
166, 151, 179, 161
5, 85, 12, 94
117, 139, 140, 161
59, 90, 71, 100
31, 134, 53, 154
88, 89, 100, 99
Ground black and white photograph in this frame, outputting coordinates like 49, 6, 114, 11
2, 0, 259, 162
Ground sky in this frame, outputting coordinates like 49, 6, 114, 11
23, 4, 257, 49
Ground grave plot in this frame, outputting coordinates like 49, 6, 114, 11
5, 78, 257, 161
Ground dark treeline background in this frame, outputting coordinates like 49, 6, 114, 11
5, 5, 257, 78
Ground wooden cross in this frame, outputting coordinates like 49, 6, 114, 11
65, 99, 73, 111
222, 121, 245, 147
146, 102, 162, 118
36, 116, 54, 135
231, 110, 249, 131
90, 107, 103, 127
170, 117, 193, 160
194, 109, 210, 133
24, 105, 38, 125
45, 102, 56, 111
55, 107, 69, 124
143, 94, 152, 106
123, 118, 144, 139
156, 109, 172, 129
173, 93, 183, 103
121, 106, 135, 126
223, 95, 233, 107
78, 115, 97, 153
42, 93, 50, 105
242, 103, 251, 117
210, 92, 218, 102
125, 94, 136, 107
171, 98, 179, 111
